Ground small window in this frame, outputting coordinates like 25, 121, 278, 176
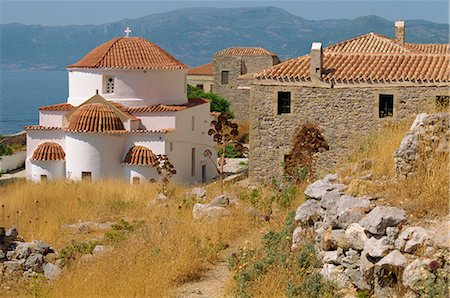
191, 148, 196, 177
202, 165, 206, 183
191, 116, 195, 131
379, 94, 394, 118
221, 71, 229, 85
103, 75, 115, 94
277, 92, 291, 114
436, 96, 449, 111
81, 171, 92, 181
196, 84, 204, 90
40, 174, 48, 181
132, 177, 140, 185
170, 142, 173, 152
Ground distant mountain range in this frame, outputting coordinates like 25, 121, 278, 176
1, 7, 448, 70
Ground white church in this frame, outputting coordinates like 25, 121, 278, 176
25, 29, 217, 184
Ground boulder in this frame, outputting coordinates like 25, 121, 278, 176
360, 252, 375, 282
402, 259, 434, 292
363, 237, 393, 258
5, 227, 18, 239
341, 249, 360, 269
344, 268, 371, 291
92, 245, 111, 256
320, 190, 341, 210
320, 248, 343, 265
43, 263, 62, 281
345, 223, 368, 251
327, 195, 371, 229
323, 174, 338, 183
155, 193, 168, 202
291, 226, 304, 251
374, 250, 408, 298
395, 227, 433, 255
24, 253, 44, 272
320, 264, 353, 289
359, 206, 406, 235
295, 199, 323, 226
332, 229, 350, 250
191, 187, 206, 199
431, 220, 450, 249
304, 179, 346, 200
192, 203, 228, 220
376, 250, 408, 269
208, 195, 229, 207
13, 242, 32, 259
386, 227, 399, 245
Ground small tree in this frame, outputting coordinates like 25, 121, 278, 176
187, 84, 234, 117
205, 113, 247, 194
285, 123, 329, 182
155, 154, 177, 195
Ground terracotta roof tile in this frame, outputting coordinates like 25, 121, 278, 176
25, 126, 62, 131
31, 142, 65, 161
214, 47, 277, 57
68, 103, 125, 132
405, 43, 450, 54
39, 103, 75, 111
67, 37, 186, 70
123, 145, 158, 166
188, 62, 213, 75
257, 52, 449, 83
127, 98, 209, 113
109, 101, 139, 121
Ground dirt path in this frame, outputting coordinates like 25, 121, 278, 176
174, 262, 230, 298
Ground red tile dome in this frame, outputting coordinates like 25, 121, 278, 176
123, 146, 158, 166
67, 37, 186, 70
31, 142, 65, 161
68, 103, 125, 132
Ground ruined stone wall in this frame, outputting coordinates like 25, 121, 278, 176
212, 56, 277, 119
249, 84, 449, 182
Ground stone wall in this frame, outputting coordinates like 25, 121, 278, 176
394, 113, 449, 178
249, 83, 449, 182
213, 56, 278, 119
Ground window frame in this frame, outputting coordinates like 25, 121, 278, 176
277, 91, 291, 115
81, 171, 92, 181
378, 94, 394, 118
191, 147, 196, 177
103, 75, 115, 94
221, 71, 229, 85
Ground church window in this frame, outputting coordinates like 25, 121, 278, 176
81, 171, 92, 181
436, 95, 449, 111
277, 92, 291, 114
40, 174, 48, 181
221, 71, 229, 85
191, 148, 196, 177
103, 75, 115, 94
379, 94, 394, 118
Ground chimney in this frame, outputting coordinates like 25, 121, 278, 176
395, 20, 405, 44
310, 42, 323, 82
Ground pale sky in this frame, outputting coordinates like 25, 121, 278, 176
0, 1, 448, 26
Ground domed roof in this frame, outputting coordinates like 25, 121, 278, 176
123, 146, 158, 166
31, 142, 65, 161
67, 37, 186, 70
68, 103, 125, 132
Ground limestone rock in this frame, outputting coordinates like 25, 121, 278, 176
345, 223, 368, 251
364, 237, 393, 258
246, 207, 269, 222
155, 193, 168, 202
402, 259, 434, 292
295, 199, 323, 226
386, 227, 399, 245
24, 253, 44, 272
332, 229, 350, 250
43, 263, 62, 280
359, 206, 406, 235
320, 190, 341, 210
192, 203, 228, 220
376, 250, 408, 269
321, 248, 343, 265
5, 227, 18, 239
291, 226, 304, 251
208, 195, 229, 207
191, 187, 206, 199
395, 227, 433, 255
304, 178, 346, 200
320, 264, 353, 289
92, 245, 111, 256
345, 268, 371, 291
341, 249, 360, 269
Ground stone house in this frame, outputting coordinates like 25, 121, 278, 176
249, 21, 449, 182
187, 47, 280, 119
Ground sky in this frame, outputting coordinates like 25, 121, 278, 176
0, 0, 448, 26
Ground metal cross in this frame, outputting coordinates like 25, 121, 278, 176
124, 27, 132, 37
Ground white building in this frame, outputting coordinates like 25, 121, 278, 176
26, 33, 217, 184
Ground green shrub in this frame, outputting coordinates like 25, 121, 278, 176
105, 219, 144, 243
0, 143, 13, 157
218, 144, 246, 158
59, 240, 100, 259
187, 84, 234, 117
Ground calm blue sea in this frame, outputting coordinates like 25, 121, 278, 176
0, 71, 68, 135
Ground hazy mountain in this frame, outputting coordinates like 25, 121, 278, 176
1, 7, 448, 70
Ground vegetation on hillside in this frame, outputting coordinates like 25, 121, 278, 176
187, 84, 234, 117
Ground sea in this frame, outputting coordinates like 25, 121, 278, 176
0, 70, 68, 135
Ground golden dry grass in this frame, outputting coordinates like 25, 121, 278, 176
340, 119, 449, 219
0, 179, 303, 297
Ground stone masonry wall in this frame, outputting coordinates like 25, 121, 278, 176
249, 84, 449, 182
213, 56, 277, 119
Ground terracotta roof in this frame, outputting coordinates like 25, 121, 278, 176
39, 103, 75, 111
127, 98, 209, 113
257, 52, 449, 83
123, 145, 158, 166
188, 62, 213, 75
214, 47, 277, 57
405, 43, 450, 54
109, 101, 139, 121
67, 37, 186, 70
31, 142, 65, 161
68, 103, 125, 132
25, 126, 62, 131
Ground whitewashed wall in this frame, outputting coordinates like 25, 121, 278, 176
39, 111, 66, 127
0, 151, 26, 172
68, 69, 188, 106
132, 113, 176, 131
123, 165, 159, 183
30, 161, 65, 181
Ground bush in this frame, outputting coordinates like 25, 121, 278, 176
218, 144, 246, 158
187, 84, 234, 117
59, 240, 100, 259
105, 219, 144, 243
0, 143, 13, 157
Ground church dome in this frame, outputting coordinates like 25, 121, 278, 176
123, 146, 158, 166
68, 103, 125, 132
67, 37, 186, 70
31, 142, 65, 161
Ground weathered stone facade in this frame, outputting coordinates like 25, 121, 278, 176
213, 55, 279, 119
249, 84, 449, 182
